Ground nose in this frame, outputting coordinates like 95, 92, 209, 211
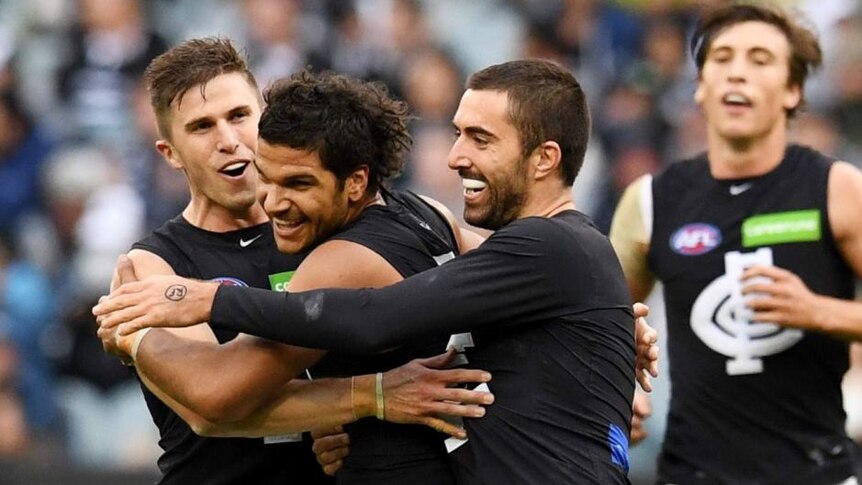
258, 181, 290, 217
447, 136, 470, 171
216, 120, 241, 154
726, 56, 747, 83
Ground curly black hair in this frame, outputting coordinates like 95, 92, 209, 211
259, 70, 412, 194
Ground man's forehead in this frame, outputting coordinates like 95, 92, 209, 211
454, 89, 510, 125
710, 21, 790, 55
172, 72, 259, 113
258, 142, 325, 171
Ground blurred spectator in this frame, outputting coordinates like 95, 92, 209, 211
790, 111, 862, 166
124, 80, 188, 231
55, 0, 166, 145
397, 47, 467, 221
0, 72, 56, 243
826, 16, 862, 151
240, 0, 306, 87
309, 1, 390, 82
0, 336, 29, 457
39, 145, 156, 469
0, 234, 59, 440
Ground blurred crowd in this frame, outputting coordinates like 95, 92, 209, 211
0, 0, 860, 479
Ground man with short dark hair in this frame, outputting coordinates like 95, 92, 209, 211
97, 58, 641, 484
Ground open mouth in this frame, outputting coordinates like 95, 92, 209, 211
722, 93, 752, 108
462, 178, 487, 198
219, 161, 251, 178
272, 215, 307, 236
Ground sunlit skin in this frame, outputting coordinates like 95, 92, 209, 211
695, 21, 802, 178
156, 72, 265, 230
255, 140, 373, 254
448, 89, 529, 230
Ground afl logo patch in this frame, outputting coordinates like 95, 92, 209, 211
670, 223, 721, 255
210, 277, 249, 287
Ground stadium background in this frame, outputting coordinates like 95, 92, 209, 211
0, 0, 859, 483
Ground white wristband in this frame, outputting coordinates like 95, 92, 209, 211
130, 328, 153, 363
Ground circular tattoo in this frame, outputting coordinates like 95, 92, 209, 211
165, 284, 188, 301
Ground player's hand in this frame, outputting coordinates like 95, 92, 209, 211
383, 349, 494, 439
311, 426, 350, 476
93, 273, 218, 335
634, 302, 659, 392
742, 266, 823, 331
630, 391, 652, 445
96, 256, 141, 364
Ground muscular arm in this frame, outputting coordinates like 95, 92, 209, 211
123, 249, 322, 423
98, 218, 632, 355
201, 219, 628, 352
609, 175, 655, 302
745, 161, 862, 341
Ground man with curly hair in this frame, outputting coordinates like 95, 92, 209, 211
96, 39, 494, 484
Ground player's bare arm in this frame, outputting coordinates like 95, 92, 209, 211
743, 161, 862, 340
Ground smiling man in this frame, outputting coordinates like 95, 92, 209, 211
97, 59, 640, 484
104, 39, 496, 485
610, 4, 862, 484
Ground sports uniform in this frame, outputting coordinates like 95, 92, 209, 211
208, 210, 636, 485
132, 216, 330, 484
647, 145, 857, 484
309, 189, 460, 484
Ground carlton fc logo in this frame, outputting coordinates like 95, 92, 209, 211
691, 249, 803, 375
670, 223, 721, 255
210, 277, 249, 287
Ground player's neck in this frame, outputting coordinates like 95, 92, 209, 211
520, 186, 575, 220
182, 200, 269, 233
343, 192, 384, 225
707, 125, 788, 180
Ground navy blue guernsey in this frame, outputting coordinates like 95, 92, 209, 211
131, 216, 330, 485
211, 210, 636, 485
308, 189, 460, 484
648, 145, 856, 485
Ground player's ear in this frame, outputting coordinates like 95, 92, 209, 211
533, 141, 562, 181
156, 140, 183, 170
345, 165, 369, 202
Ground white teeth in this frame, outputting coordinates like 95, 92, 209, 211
223, 161, 248, 172
724, 93, 750, 105
462, 179, 487, 190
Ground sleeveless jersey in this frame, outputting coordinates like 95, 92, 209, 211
132, 216, 331, 485
308, 189, 460, 485
648, 145, 856, 484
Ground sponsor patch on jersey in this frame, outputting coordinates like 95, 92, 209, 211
742, 209, 820, 247
670, 223, 721, 255
210, 277, 249, 287
268, 270, 295, 292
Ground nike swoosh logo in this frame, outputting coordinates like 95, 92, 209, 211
729, 182, 753, 196
239, 234, 263, 248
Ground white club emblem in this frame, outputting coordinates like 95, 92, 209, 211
690, 248, 802, 375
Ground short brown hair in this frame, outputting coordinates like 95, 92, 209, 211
259, 70, 411, 195
691, 3, 822, 117
144, 38, 259, 139
466, 59, 590, 186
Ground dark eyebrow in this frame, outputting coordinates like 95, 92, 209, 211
184, 104, 252, 132
184, 115, 213, 132
454, 123, 498, 141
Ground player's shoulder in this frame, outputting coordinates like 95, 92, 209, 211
292, 238, 402, 290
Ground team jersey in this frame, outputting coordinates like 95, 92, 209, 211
211, 210, 637, 485
131, 216, 330, 485
308, 189, 460, 484
648, 145, 856, 484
